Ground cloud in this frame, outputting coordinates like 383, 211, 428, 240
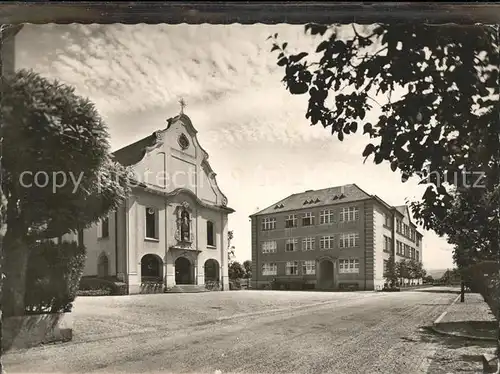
16, 24, 330, 145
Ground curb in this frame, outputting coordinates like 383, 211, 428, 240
430, 325, 496, 341
433, 294, 460, 325
430, 294, 496, 341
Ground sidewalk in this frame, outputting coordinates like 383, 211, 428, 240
427, 292, 497, 373
432, 292, 496, 341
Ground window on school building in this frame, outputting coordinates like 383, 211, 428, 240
285, 214, 297, 228
302, 212, 315, 226
320, 209, 335, 224
339, 233, 359, 248
285, 238, 298, 252
262, 241, 277, 254
320, 235, 335, 250
285, 261, 299, 275
302, 237, 315, 251
262, 262, 277, 276
302, 260, 316, 275
262, 217, 276, 231
339, 258, 359, 274
340, 207, 359, 222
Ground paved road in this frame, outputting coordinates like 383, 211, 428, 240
5, 291, 456, 374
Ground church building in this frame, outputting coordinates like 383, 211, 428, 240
73, 108, 235, 293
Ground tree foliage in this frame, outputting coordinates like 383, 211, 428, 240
429, 187, 500, 316
243, 260, 252, 279
383, 255, 397, 287
428, 187, 500, 268
228, 261, 245, 280
1, 69, 130, 317
387, 258, 426, 286
24, 240, 86, 315
270, 24, 500, 229
271, 24, 500, 334
462, 261, 500, 319
227, 230, 236, 263
423, 275, 434, 284
2, 69, 130, 239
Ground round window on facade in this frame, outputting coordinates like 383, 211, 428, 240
178, 133, 189, 150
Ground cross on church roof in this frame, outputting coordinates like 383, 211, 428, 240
179, 98, 187, 114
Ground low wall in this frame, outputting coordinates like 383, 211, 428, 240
3, 312, 72, 351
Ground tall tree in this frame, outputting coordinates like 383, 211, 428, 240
1, 69, 130, 318
395, 259, 410, 286
243, 260, 252, 279
227, 230, 236, 263
228, 261, 245, 280
406, 259, 417, 283
270, 23, 499, 233
429, 188, 500, 311
383, 254, 397, 287
271, 23, 500, 362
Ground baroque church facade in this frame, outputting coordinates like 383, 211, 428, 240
69, 111, 235, 293
2, 28, 234, 293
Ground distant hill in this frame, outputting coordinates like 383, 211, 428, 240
427, 269, 449, 279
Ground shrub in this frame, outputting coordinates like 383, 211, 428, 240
382, 286, 401, 292
205, 280, 221, 291
78, 277, 127, 296
463, 261, 500, 319
229, 279, 241, 290
24, 240, 86, 314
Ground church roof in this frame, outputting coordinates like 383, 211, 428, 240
111, 114, 194, 167
112, 132, 158, 166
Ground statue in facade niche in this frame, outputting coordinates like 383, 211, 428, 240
181, 209, 190, 242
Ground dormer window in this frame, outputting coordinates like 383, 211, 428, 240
332, 195, 339, 200
314, 198, 320, 203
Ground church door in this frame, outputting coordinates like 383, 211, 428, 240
175, 257, 193, 284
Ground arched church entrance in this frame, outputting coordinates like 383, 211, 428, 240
175, 256, 193, 285
318, 259, 335, 289
204, 259, 220, 283
141, 254, 163, 282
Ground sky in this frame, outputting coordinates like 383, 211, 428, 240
15, 23, 455, 271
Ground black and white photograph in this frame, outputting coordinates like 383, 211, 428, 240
1, 3, 500, 374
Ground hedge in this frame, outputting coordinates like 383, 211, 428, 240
78, 277, 127, 296
24, 240, 86, 314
